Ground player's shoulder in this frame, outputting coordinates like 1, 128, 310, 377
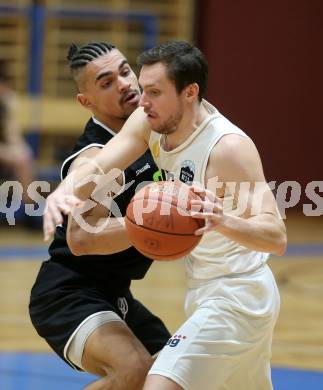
208, 133, 263, 181
213, 133, 258, 159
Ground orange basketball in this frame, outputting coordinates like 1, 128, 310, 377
125, 181, 204, 261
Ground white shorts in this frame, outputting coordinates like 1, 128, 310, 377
149, 264, 280, 390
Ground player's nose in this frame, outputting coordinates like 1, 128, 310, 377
118, 76, 131, 93
139, 92, 150, 108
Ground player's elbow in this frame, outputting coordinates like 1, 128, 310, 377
67, 229, 88, 256
273, 231, 287, 256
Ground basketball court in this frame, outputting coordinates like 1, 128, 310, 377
0, 213, 322, 389
0, 0, 322, 388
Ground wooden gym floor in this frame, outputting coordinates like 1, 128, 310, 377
0, 212, 322, 388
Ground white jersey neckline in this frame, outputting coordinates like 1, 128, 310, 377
158, 100, 220, 155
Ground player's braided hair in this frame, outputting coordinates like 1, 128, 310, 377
67, 42, 116, 70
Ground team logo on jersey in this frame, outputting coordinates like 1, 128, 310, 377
166, 334, 187, 348
153, 169, 175, 182
180, 160, 195, 184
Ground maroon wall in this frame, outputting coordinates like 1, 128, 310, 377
197, 0, 322, 194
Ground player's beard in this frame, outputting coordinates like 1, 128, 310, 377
152, 101, 184, 135
120, 110, 133, 120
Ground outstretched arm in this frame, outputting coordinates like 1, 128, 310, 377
44, 146, 132, 253
71, 107, 150, 201
43, 107, 151, 241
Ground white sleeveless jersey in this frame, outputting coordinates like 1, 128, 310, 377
149, 100, 269, 281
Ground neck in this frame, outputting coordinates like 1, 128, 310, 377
93, 112, 126, 133
163, 101, 209, 151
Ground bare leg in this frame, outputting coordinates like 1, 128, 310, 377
81, 321, 153, 390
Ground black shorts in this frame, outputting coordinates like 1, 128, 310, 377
29, 259, 170, 368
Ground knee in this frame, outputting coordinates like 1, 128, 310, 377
121, 354, 153, 388
87, 356, 152, 390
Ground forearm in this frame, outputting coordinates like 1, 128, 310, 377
71, 138, 145, 201
67, 217, 132, 256
71, 109, 150, 200
59, 156, 118, 202
215, 213, 287, 256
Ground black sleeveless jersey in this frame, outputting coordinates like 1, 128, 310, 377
48, 117, 159, 283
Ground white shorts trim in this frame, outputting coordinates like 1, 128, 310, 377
148, 369, 189, 390
63, 311, 123, 371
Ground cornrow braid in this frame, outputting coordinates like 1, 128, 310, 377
67, 42, 116, 70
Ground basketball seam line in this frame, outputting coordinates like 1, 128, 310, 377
125, 216, 199, 237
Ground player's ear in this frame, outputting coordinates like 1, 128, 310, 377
77, 93, 93, 109
185, 83, 199, 102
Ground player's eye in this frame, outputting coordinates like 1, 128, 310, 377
102, 80, 112, 88
150, 90, 160, 96
121, 68, 130, 77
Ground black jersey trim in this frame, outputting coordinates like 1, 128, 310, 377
60, 117, 117, 180
60, 143, 103, 180
92, 116, 117, 137
60, 142, 127, 200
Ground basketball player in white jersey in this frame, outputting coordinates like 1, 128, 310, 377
44, 41, 287, 390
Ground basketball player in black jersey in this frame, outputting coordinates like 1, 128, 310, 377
29, 42, 170, 390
